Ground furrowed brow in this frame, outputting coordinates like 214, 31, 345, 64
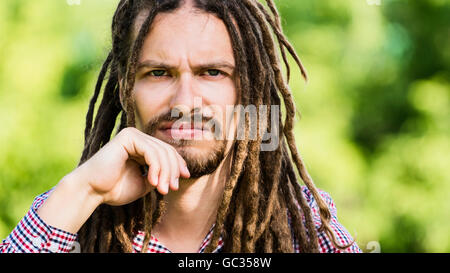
137, 59, 235, 72
195, 61, 235, 71
137, 60, 176, 71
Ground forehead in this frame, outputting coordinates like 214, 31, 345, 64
134, 8, 235, 66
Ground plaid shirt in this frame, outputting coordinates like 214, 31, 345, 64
0, 186, 361, 253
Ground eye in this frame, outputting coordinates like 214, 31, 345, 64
204, 69, 222, 77
147, 70, 167, 77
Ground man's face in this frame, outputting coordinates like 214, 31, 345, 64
131, 7, 238, 178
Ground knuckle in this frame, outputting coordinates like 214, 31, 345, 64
125, 127, 140, 135
169, 146, 179, 154
165, 145, 178, 155
152, 163, 161, 173
118, 127, 134, 139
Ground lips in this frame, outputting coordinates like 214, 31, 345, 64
159, 122, 208, 139
161, 122, 204, 131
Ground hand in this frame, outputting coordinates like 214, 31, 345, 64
73, 127, 191, 206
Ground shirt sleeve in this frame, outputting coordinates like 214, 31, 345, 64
293, 186, 362, 253
0, 188, 78, 253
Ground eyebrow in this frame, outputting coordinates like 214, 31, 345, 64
136, 59, 236, 72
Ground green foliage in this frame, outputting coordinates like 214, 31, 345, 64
279, 0, 450, 252
0, 0, 448, 252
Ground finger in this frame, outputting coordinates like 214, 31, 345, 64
151, 143, 170, 195
124, 132, 161, 188
133, 132, 169, 194
137, 143, 161, 187
164, 146, 181, 191
145, 150, 160, 188
157, 140, 189, 179
175, 152, 190, 178
140, 132, 184, 192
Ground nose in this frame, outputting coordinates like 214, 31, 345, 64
169, 73, 199, 114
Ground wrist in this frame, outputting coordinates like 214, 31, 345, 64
36, 172, 103, 234
61, 170, 104, 207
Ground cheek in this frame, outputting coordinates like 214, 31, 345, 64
202, 79, 238, 107
133, 83, 170, 126
202, 83, 238, 137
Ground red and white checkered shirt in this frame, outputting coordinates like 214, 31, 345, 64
0, 186, 361, 253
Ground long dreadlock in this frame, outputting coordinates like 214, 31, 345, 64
77, 0, 353, 253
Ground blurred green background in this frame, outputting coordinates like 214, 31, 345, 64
0, 0, 449, 252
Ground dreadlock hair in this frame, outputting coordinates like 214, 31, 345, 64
77, 0, 353, 253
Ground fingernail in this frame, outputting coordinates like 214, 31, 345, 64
152, 175, 158, 186
184, 165, 190, 175
174, 178, 179, 189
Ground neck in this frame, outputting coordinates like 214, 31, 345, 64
151, 146, 234, 249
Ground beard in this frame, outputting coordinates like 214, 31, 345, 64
143, 110, 227, 178
172, 139, 226, 179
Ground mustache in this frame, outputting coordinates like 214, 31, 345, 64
143, 109, 222, 136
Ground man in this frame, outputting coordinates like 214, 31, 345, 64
0, 0, 361, 253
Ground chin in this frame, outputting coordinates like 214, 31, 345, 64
174, 140, 219, 162
175, 142, 212, 158
174, 140, 227, 178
